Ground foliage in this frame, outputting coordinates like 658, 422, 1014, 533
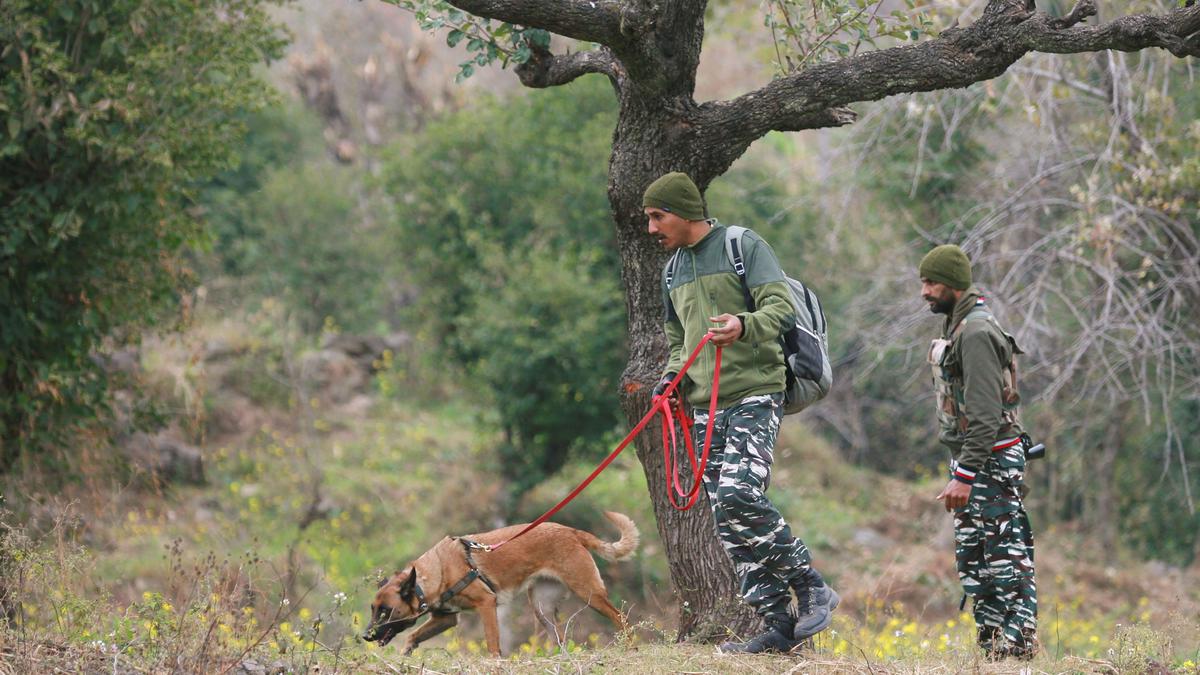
382, 0, 552, 81
195, 104, 325, 277
805, 49, 1200, 562
193, 104, 389, 333
381, 78, 624, 491
460, 243, 627, 492
762, 0, 933, 73
239, 163, 385, 333
0, 0, 286, 468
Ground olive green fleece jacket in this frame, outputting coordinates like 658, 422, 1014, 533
938, 286, 1024, 476
662, 223, 794, 409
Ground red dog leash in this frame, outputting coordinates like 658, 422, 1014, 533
483, 334, 722, 551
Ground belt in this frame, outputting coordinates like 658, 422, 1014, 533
949, 437, 1024, 482
992, 436, 1021, 451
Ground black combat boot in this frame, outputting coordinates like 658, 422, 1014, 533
718, 615, 799, 654
977, 624, 1001, 654
984, 629, 1038, 661
790, 567, 840, 641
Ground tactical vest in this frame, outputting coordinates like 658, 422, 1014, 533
927, 301, 1022, 438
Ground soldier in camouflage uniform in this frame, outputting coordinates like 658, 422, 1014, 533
919, 245, 1038, 660
644, 172, 838, 654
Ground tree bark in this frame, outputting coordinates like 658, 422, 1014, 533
600, 81, 756, 635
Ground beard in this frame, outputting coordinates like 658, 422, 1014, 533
925, 294, 956, 315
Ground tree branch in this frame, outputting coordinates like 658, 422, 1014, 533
515, 45, 620, 88
686, 102, 856, 183
441, 0, 634, 46
720, 0, 1200, 137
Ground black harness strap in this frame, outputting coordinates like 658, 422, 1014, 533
458, 538, 500, 594
405, 538, 498, 619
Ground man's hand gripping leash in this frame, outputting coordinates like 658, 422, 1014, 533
481, 334, 722, 551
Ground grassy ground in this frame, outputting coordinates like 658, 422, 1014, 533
2, 635, 1195, 674
2, 311, 1198, 673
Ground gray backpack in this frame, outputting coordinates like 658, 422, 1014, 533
667, 225, 833, 414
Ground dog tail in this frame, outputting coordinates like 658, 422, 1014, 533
583, 511, 639, 562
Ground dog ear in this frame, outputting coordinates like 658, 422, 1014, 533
398, 567, 417, 599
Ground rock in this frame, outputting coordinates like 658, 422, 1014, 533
231, 658, 265, 675
203, 338, 241, 362
91, 348, 141, 375
124, 433, 206, 486
231, 658, 287, 675
321, 333, 385, 361
382, 331, 411, 353
207, 393, 261, 436
300, 349, 366, 403
341, 394, 374, 417
320, 332, 410, 371
851, 527, 894, 551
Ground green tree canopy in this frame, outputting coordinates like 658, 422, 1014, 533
0, 0, 286, 468
382, 79, 625, 493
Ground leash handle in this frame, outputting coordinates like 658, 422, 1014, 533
484, 334, 721, 551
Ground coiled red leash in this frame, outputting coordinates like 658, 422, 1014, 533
659, 343, 721, 511
483, 335, 722, 551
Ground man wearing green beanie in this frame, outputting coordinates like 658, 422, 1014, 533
919, 244, 1038, 660
646, 172, 839, 654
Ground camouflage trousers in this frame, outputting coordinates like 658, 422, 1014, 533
695, 392, 811, 620
951, 440, 1038, 653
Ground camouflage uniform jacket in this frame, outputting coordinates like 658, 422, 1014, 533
662, 222, 794, 409
929, 286, 1024, 482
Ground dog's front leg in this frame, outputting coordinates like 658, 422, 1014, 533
478, 597, 503, 656
401, 612, 458, 656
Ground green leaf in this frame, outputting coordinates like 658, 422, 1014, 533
526, 29, 551, 50
446, 29, 465, 47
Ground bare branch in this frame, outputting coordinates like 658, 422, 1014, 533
719, 0, 1200, 137
1009, 64, 1107, 98
515, 45, 620, 89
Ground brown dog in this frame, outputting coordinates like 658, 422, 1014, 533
362, 511, 638, 656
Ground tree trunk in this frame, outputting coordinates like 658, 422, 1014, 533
608, 98, 759, 640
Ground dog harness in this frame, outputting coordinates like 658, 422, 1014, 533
371, 538, 500, 636
411, 538, 499, 616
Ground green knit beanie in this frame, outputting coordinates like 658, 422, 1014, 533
919, 244, 972, 290
642, 172, 705, 221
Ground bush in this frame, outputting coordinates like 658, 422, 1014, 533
0, 0, 286, 468
381, 78, 624, 492
460, 243, 626, 491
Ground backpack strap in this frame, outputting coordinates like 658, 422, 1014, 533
726, 226, 825, 334
664, 250, 680, 289
798, 281, 826, 335
664, 250, 682, 322
723, 226, 757, 312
